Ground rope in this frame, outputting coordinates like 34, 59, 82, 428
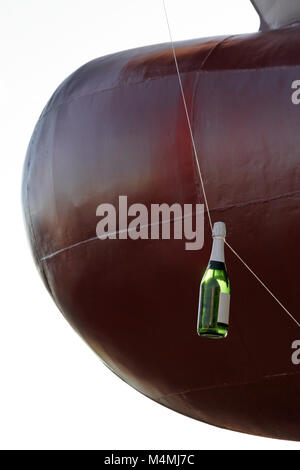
162, 0, 300, 328
162, 0, 213, 233
225, 240, 300, 328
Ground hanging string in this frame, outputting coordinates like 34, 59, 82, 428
162, 0, 213, 233
162, 0, 300, 328
224, 240, 300, 328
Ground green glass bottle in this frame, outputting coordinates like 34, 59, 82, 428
197, 222, 230, 339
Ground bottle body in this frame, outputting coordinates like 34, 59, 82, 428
197, 222, 230, 339
197, 260, 230, 338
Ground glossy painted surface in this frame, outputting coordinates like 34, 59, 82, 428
23, 25, 300, 440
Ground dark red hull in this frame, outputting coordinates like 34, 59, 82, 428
23, 26, 300, 440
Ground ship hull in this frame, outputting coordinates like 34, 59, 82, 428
22, 27, 300, 440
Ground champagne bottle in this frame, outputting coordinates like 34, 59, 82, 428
197, 222, 230, 338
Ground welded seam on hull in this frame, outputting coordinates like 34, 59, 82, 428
198, 35, 234, 70
39, 189, 299, 262
24, 135, 55, 297
38, 62, 300, 125
40, 210, 201, 261
210, 188, 300, 212
155, 369, 300, 402
190, 35, 234, 206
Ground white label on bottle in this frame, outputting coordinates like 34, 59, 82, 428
217, 292, 230, 325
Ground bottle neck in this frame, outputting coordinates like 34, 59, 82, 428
209, 237, 225, 263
